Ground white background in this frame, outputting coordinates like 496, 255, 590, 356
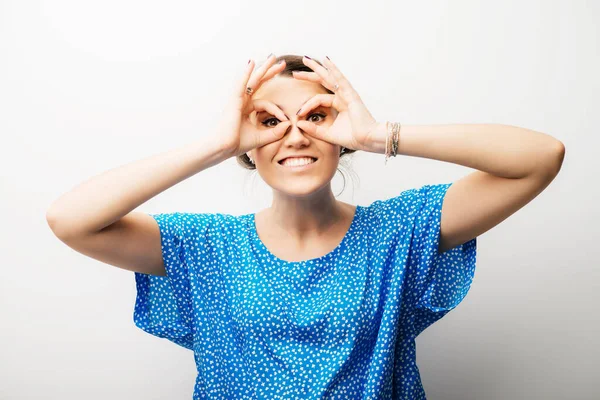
1, 0, 597, 399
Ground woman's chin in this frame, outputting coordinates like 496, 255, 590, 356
271, 180, 329, 197
261, 163, 338, 196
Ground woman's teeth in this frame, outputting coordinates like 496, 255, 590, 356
280, 157, 316, 167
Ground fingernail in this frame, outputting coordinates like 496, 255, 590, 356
296, 108, 301, 115
267, 53, 273, 59
248, 59, 251, 64
325, 55, 330, 60
304, 55, 311, 60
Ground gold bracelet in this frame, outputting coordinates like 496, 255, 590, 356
384, 121, 390, 165
385, 121, 401, 165
392, 122, 400, 157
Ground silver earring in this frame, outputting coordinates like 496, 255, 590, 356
248, 157, 254, 164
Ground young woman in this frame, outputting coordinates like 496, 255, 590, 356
47, 53, 565, 399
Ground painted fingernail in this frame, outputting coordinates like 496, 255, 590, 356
296, 108, 301, 115
304, 55, 311, 60
326, 55, 330, 60
248, 59, 251, 64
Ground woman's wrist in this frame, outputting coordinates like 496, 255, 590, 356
362, 121, 390, 155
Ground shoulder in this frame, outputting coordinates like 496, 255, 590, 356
358, 183, 453, 240
150, 211, 248, 241
364, 183, 452, 218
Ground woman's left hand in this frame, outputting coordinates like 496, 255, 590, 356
293, 56, 382, 153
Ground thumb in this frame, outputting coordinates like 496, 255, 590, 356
256, 120, 292, 147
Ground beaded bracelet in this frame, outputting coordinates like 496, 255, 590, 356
384, 121, 401, 165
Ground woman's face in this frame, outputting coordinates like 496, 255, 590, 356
248, 75, 340, 198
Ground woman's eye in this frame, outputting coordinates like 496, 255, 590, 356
308, 113, 326, 122
261, 118, 279, 127
261, 113, 326, 127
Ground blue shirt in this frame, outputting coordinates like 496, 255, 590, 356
133, 182, 477, 399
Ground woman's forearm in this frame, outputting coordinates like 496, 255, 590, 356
46, 136, 231, 239
367, 122, 565, 179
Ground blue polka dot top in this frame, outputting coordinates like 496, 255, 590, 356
133, 182, 477, 399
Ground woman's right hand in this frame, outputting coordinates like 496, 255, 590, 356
217, 54, 293, 159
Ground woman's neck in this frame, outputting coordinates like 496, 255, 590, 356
263, 188, 350, 241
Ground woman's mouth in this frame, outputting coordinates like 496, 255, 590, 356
278, 156, 318, 170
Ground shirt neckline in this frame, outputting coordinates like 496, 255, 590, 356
247, 205, 363, 265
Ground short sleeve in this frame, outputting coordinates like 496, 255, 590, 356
133, 212, 212, 351
404, 183, 477, 338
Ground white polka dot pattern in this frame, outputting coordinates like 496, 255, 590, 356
133, 182, 477, 399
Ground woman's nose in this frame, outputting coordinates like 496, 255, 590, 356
282, 120, 310, 144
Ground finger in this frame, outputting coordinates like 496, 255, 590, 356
247, 59, 286, 98
238, 59, 256, 97
322, 57, 357, 97
301, 56, 329, 79
251, 99, 288, 123
293, 68, 336, 94
322, 56, 349, 85
247, 54, 281, 94
291, 70, 321, 83
257, 120, 291, 147
296, 94, 335, 117
297, 120, 333, 143
261, 59, 286, 82
301, 56, 339, 91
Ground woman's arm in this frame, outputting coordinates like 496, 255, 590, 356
46, 136, 230, 240
367, 123, 566, 253
369, 123, 564, 179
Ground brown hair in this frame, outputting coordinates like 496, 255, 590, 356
236, 54, 357, 170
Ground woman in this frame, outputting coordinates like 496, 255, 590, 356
47, 53, 565, 399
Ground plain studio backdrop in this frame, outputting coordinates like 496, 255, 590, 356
1, 0, 597, 399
